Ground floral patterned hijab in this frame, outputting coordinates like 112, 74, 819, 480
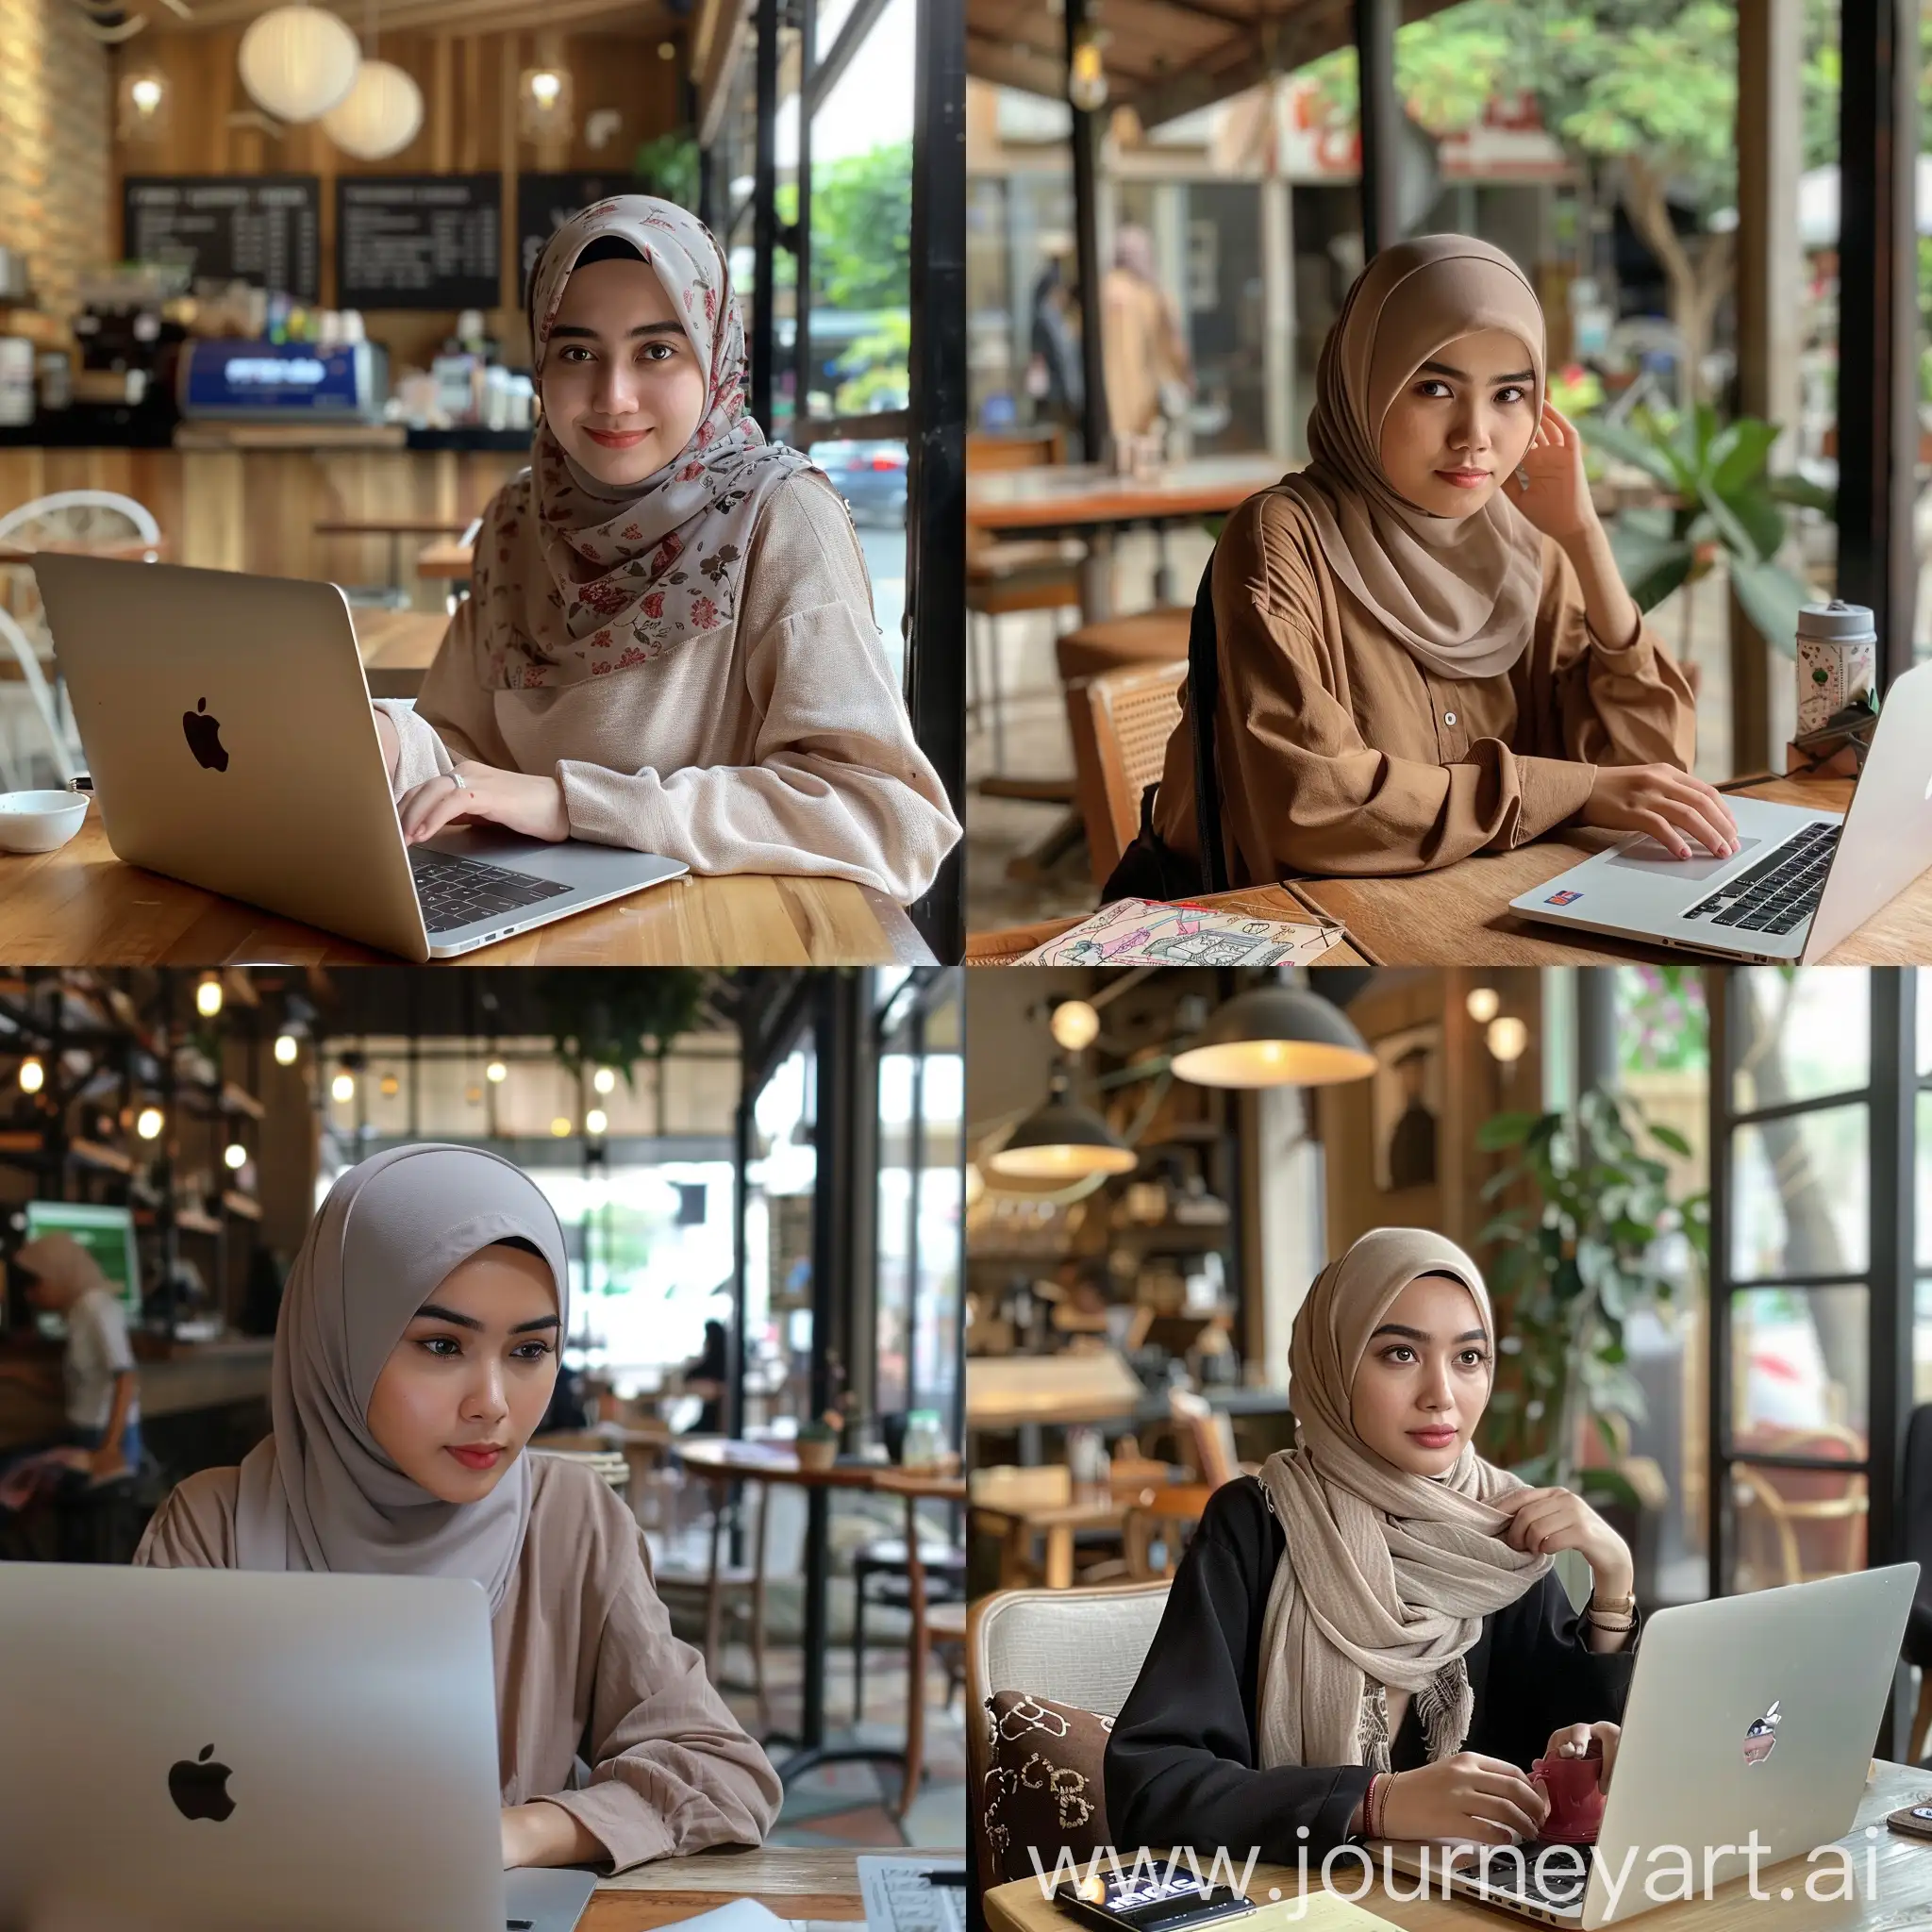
475, 195, 814, 691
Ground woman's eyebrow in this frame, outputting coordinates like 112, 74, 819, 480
1368, 1323, 1489, 1343
547, 321, 684, 341
1415, 358, 1535, 385
412, 1304, 559, 1335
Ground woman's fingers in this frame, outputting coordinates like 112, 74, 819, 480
1652, 785, 1737, 858
1463, 1781, 1546, 1841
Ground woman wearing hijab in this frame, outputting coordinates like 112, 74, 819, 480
1106, 1228, 1637, 1859
135, 1144, 782, 1874
1141, 235, 1730, 888
371, 196, 959, 906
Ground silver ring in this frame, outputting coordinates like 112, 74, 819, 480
448, 770, 468, 792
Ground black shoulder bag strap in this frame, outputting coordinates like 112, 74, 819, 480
1187, 553, 1229, 893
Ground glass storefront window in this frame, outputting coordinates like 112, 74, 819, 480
1729, 1105, 1870, 1283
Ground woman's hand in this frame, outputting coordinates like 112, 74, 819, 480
1378, 1754, 1551, 1845
1577, 765, 1740, 861
1498, 1487, 1635, 1602
1508, 402, 1596, 543
399, 764, 570, 846
1541, 1722, 1621, 1792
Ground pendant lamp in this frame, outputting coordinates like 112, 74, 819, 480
324, 58, 424, 158
982, 1071, 1137, 1183
1170, 982, 1377, 1089
238, 3, 360, 125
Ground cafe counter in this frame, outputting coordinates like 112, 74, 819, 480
0, 423, 529, 598
0, 1334, 273, 1451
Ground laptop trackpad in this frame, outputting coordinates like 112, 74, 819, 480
1606, 834, 1763, 882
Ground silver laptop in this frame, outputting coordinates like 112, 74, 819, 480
1375, 1563, 1918, 1928
0, 1562, 597, 1932
1510, 658, 1932, 962
35, 556, 686, 961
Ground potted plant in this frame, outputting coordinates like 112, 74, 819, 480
793, 1415, 841, 1472
1474, 1085, 1708, 1507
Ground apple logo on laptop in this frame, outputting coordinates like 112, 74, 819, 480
1742, 1701, 1781, 1767
168, 1742, 236, 1822
182, 698, 228, 773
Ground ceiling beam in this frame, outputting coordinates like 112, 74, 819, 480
156, 0, 661, 27
1126, 2, 1341, 127
964, 28, 1064, 97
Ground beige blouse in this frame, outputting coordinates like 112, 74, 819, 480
134, 1452, 782, 1874
1151, 487, 1698, 884
376, 470, 960, 905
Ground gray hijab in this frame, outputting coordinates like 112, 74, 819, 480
233, 1143, 570, 1614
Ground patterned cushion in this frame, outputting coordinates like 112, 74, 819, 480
983, 1690, 1114, 1885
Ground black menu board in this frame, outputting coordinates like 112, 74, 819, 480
336, 175, 501, 309
123, 175, 322, 301
515, 175, 647, 300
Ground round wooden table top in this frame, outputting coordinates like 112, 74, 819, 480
675, 1436, 885, 1490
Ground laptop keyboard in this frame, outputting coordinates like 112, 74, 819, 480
409, 849, 571, 934
1682, 821, 1839, 936
1461, 1842, 1593, 1912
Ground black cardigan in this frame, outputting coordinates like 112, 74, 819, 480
1104, 1477, 1640, 1864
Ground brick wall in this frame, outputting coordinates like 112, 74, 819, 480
0, 0, 111, 322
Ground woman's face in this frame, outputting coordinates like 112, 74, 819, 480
540, 257, 708, 488
364, 1242, 560, 1506
1376, 327, 1539, 520
1349, 1271, 1493, 1477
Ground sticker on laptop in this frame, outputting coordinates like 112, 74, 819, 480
1742, 1701, 1781, 1767
1545, 889, 1584, 907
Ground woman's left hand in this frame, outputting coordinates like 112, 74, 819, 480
1507, 402, 1596, 543
398, 763, 570, 846
1498, 1486, 1634, 1597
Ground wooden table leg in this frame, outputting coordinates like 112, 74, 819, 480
1044, 1525, 1074, 1590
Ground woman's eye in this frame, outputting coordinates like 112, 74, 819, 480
417, 1336, 462, 1358
1458, 1349, 1489, 1368
512, 1341, 554, 1362
641, 341, 676, 362
1416, 380, 1451, 399
1384, 1345, 1417, 1365
1494, 386, 1526, 405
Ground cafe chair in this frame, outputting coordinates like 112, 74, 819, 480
1898, 1405, 1932, 1761
1065, 658, 1186, 886
967, 1580, 1171, 1895
653, 1474, 771, 1729
1167, 1389, 1252, 1490
850, 1526, 968, 1727
874, 1469, 968, 1817
0, 605, 79, 789
1731, 1421, 1868, 1592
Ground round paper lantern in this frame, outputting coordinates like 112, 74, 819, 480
238, 6, 360, 124
323, 58, 424, 158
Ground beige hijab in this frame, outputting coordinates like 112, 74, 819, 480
1277, 234, 1547, 682
1255, 1227, 1549, 1773
231, 1143, 571, 1615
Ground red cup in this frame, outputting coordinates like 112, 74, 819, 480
1530, 1744, 1607, 1845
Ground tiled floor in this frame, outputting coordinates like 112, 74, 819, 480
714, 1641, 967, 1850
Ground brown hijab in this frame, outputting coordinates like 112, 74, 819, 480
1277, 234, 1548, 682
1255, 1227, 1549, 1773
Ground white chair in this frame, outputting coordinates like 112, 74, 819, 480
0, 491, 163, 775
967, 1579, 1170, 1892
0, 606, 77, 790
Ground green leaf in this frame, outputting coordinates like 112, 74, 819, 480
1578, 1467, 1642, 1513
1721, 483, 1787, 564
1728, 555, 1811, 657
1769, 474, 1836, 514
1607, 520, 1697, 612
1579, 412, 1682, 489
1476, 1110, 1542, 1151
1708, 418, 1778, 497
1649, 1123, 1692, 1156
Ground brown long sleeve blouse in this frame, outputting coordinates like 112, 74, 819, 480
1149, 486, 1698, 884
133, 1452, 782, 1873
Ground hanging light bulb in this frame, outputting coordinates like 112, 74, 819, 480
274, 1032, 300, 1066
378, 1073, 400, 1098
18, 1057, 43, 1094
1170, 984, 1377, 1089
1067, 24, 1108, 111
592, 1066, 617, 1094
237, 4, 361, 124
550, 1116, 573, 1139
136, 1106, 164, 1141
323, 58, 424, 159
586, 1108, 608, 1136
518, 64, 575, 142
1466, 986, 1501, 1024
224, 1141, 248, 1171
331, 1072, 356, 1103
486, 1059, 508, 1084
1048, 999, 1100, 1053
1487, 1016, 1530, 1064
196, 974, 224, 1018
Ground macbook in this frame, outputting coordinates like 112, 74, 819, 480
0, 1561, 596, 1932
34, 556, 686, 962
1509, 659, 1932, 961
1374, 1563, 1918, 1928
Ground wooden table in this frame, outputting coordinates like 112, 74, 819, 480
353, 607, 449, 697
0, 820, 935, 966
316, 515, 473, 594
968, 455, 1288, 615
418, 536, 475, 581
587, 1845, 963, 1930
985, 1759, 1932, 1932
677, 1440, 895, 1784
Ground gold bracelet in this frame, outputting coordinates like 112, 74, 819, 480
1589, 1591, 1636, 1622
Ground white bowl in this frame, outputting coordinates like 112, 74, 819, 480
0, 788, 88, 854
